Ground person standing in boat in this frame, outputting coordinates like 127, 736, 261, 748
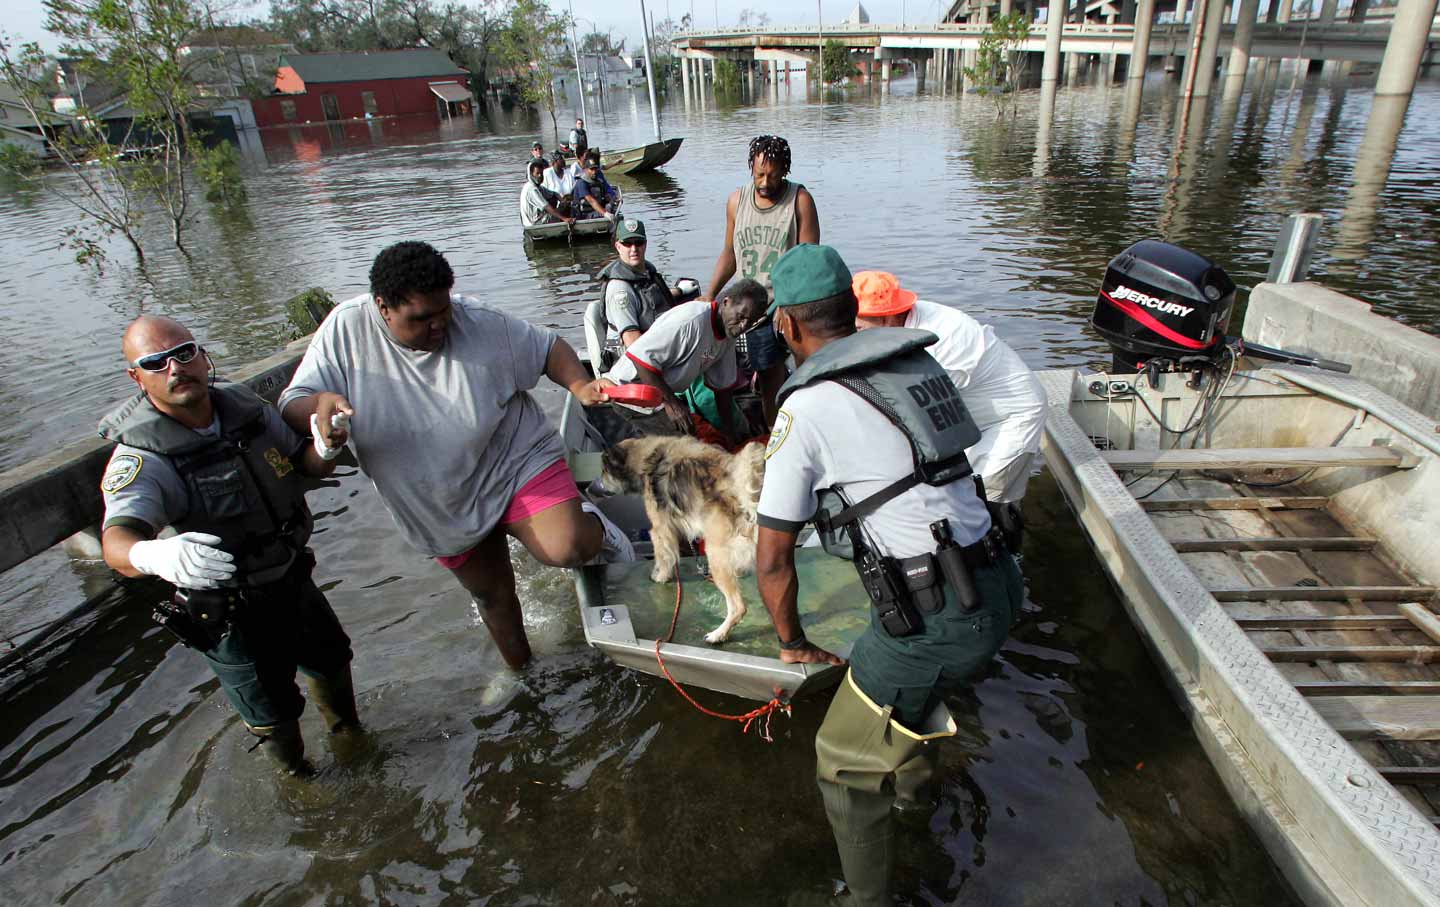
520, 159, 574, 228
568, 117, 588, 154
598, 218, 693, 350
279, 241, 631, 671
753, 244, 1022, 907
708, 134, 820, 423
852, 271, 1046, 546
97, 316, 359, 777
599, 279, 770, 443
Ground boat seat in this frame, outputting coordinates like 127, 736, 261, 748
1102, 446, 1420, 471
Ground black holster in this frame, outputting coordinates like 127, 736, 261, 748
152, 600, 221, 651
849, 525, 922, 638
933, 542, 981, 613
986, 500, 1025, 553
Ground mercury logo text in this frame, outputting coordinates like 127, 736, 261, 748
1112, 285, 1195, 318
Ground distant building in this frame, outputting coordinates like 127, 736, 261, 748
251, 49, 471, 129
179, 26, 295, 99
0, 82, 69, 158
843, 3, 871, 24
578, 54, 642, 90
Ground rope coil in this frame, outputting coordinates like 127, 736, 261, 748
652, 565, 792, 741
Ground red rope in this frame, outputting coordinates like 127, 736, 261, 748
653, 565, 791, 741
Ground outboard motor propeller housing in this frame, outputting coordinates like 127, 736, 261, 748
1091, 239, 1237, 373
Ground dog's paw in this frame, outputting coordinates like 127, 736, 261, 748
703, 627, 730, 645
650, 566, 672, 584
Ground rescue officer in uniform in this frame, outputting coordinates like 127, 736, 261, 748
753, 245, 1025, 905
98, 315, 358, 776
597, 218, 692, 351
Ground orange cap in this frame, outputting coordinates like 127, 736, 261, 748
852, 271, 918, 317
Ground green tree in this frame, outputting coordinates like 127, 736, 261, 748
578, 28, 623, 56
46, 0, 204, 252
820, 39, 856, 84
499, 0, 568, 144
0, 34, 147, 264
712, 58, 741, 93
963, 12, 1031, 115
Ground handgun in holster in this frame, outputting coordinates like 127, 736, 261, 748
931, 519, 982, 613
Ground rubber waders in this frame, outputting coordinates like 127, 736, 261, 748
815, 671, 957, 907
307, 666, 361, 732
247, 719, 312, 776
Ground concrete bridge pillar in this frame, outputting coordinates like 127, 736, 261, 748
1001, 0, 1013, 13
1129, 0, 1156, 87
1041, 0, 1065, 87
915, 53, 930, 91
770, 60, 779, 83
881, 59, 892, 84
1223, 0, 1261, 99
681, 55, 692, 95
1192, 0, 1229, 96
1375, 0, 1440, 96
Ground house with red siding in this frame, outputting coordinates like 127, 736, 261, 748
252, 48, 471, 129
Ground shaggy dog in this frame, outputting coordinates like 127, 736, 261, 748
600, 436, 766, 644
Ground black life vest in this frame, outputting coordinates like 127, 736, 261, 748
597, 259, 673, 337
98, 382, 312, 582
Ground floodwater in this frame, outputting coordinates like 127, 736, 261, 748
5, 63, 1440, 905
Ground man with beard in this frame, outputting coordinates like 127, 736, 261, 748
98, 316, 358, 777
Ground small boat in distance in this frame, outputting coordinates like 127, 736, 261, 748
599, 138, 684, 175
521, 188, 623, 242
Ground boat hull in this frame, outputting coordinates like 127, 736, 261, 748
1039, 365, 1440, 907
522, 189, 623, 242
600, 138, 683, 175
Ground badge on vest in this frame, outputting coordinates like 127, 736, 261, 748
101, 453, 143, 493
766, 410, 792, 460
263, 447, 294, 478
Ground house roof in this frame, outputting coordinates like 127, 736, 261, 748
283, 49, 467, 84
184, 25, 290, 48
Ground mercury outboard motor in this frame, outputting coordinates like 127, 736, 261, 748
1092, 240, 1235, 373
1091, 239, 1350, 375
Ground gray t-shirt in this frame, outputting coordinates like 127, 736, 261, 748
603, 300, 740, 392
757, 381, 991, 558
278, 293, 564, 557
100, 407, 302, 534
604, 279, 652, 341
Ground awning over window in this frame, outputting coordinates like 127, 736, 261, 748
429, 83, 471, 103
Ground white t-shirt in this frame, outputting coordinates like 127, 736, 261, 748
904, 300, 1046, 495
758, 380, 992, 557
604, 299, 741, 392
519, 181, 553, 227
542, 166, 574, 197
278, 293, 564, 557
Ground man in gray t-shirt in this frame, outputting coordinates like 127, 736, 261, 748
280, 241, 621, 669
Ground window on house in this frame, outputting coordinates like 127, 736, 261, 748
243, 55, 257, 78
361, 91, 378, 116
280, 99, 297, 121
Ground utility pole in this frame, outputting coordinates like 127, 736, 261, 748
568, 0, 586, 123
640, 0, 662, 140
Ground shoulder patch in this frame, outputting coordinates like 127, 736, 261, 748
765, 410, 793, 460
101, 453, 143, 494
263, 447, 295, 478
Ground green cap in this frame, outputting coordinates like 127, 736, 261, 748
615, 218, 646, 242
767, 243, 852, 313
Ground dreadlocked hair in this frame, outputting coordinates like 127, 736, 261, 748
747, 135, 791, 174
369, 241, 455, 305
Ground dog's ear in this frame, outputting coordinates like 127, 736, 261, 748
602, 442, 635, 489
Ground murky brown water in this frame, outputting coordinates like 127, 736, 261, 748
6, 64, 1440, 905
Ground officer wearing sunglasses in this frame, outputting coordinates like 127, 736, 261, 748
96, 316, 361, 777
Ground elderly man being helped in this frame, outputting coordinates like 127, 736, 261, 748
599, 278, 770, 446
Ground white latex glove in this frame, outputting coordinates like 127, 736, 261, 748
128, 532, 236, 589
311, 411, 350, 461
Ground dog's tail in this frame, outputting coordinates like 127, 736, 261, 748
731, 441, 767, 508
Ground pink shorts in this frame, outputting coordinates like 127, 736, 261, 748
435, 459, 580, 570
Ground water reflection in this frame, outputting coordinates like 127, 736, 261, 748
1334, 93, 1411, 265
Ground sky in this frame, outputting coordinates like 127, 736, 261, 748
3, 1, 951, 54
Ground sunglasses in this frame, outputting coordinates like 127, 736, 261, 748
618, 238, 646, 247
132, 341, 201, 372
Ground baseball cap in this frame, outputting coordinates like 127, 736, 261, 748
852, 271, 918, 317
767, 244, 852, 314
615, 218, 646, 242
